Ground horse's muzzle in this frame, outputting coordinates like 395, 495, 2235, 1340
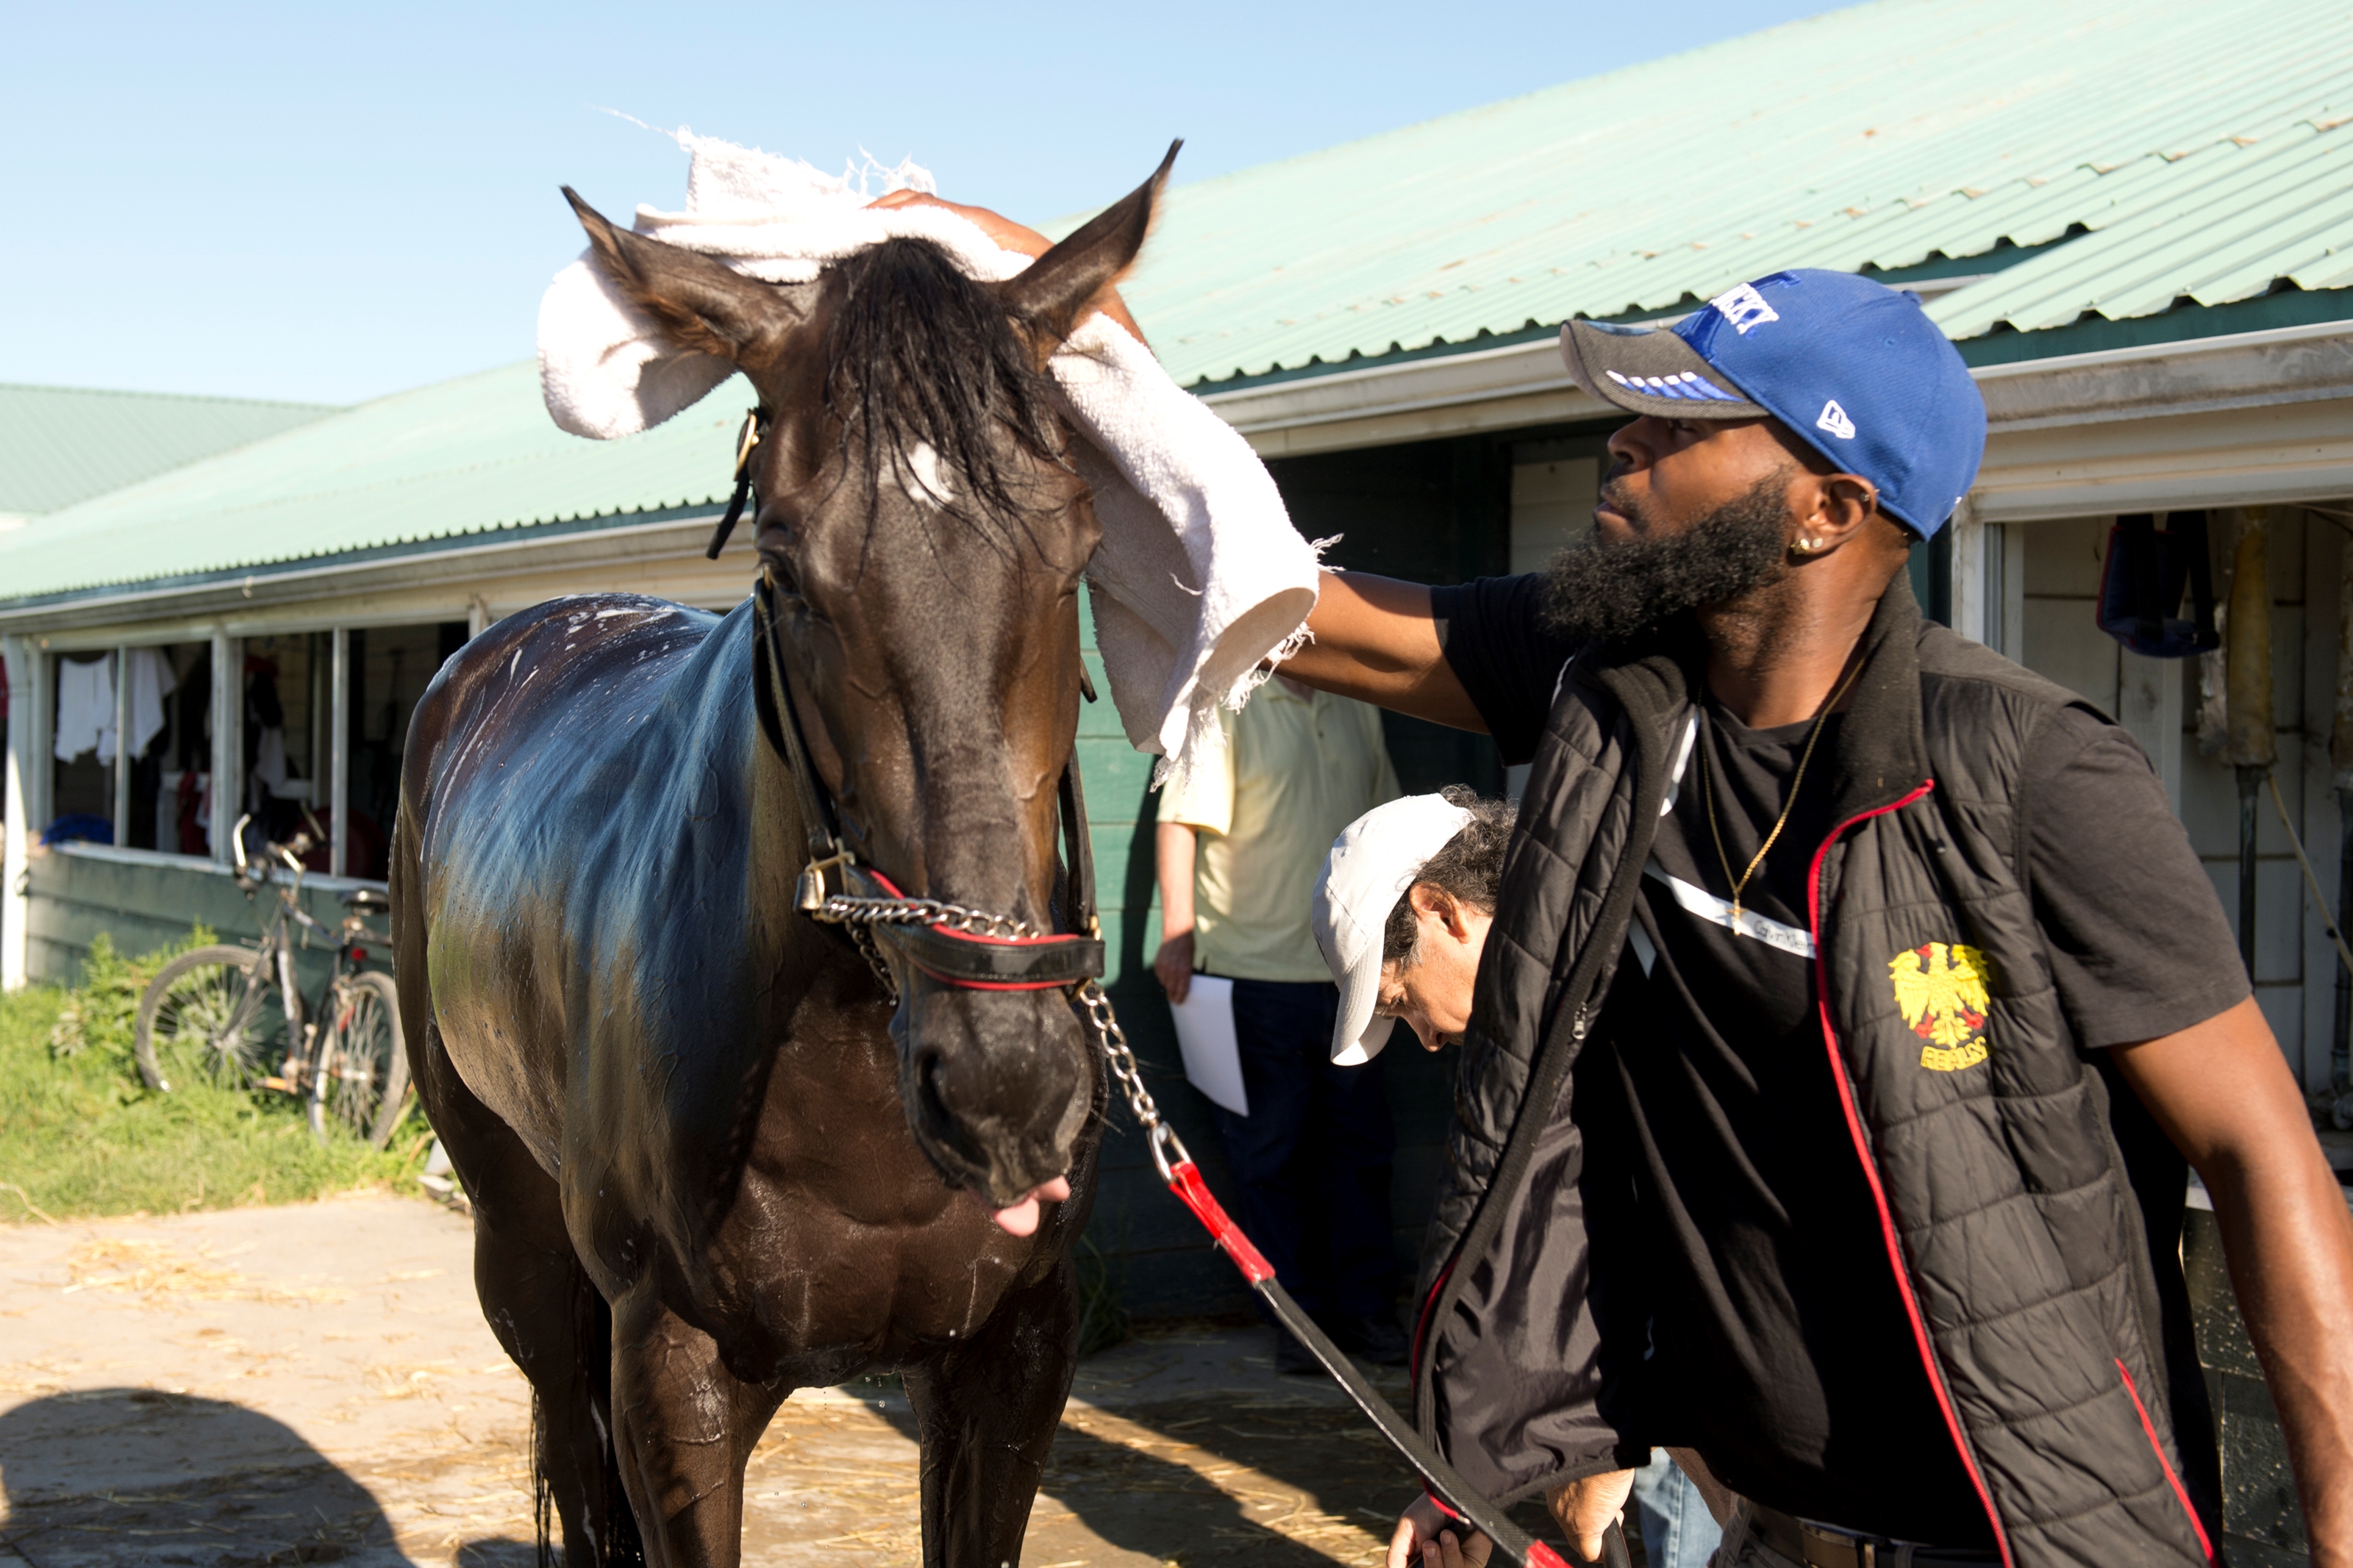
897, 981, 1093, 1209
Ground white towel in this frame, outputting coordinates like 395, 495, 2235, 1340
536, 130, 1319, 781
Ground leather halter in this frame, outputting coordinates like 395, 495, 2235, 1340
749, 563, 1106, 998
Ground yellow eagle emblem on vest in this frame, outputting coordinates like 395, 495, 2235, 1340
1889, 942, 1993, 1072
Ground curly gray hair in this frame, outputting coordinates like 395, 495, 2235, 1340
1380, 785, 1516, 969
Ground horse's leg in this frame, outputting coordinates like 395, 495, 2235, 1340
901, 1258, 1081, 1568
419, 1031, 645, 1564
606, 1284, 788, 1568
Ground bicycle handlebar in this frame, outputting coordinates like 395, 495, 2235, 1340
229, 812, 317, 901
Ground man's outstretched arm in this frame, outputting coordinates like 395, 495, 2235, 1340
2115, 995, 2353, 1564
1283, 572, 1486, 732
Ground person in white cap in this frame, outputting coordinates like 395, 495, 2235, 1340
1312, 789, 1508, 1067
1315, 790, 1725, 1568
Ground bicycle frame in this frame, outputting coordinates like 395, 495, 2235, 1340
229, 814, 390, 1090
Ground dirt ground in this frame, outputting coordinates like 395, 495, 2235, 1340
0, 1193, 1571, 1567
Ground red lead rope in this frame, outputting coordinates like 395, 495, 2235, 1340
1156, 1156, 1589, 1568
1164, 1159, 1277, 1284
1071, 981, 1607, 1568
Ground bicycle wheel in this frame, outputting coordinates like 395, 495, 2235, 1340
309, 972, 409, 1147
133, 946, 280, 1093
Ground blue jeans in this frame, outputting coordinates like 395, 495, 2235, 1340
1204, 978, 1396, 1320
1632, 1449, 1724, 1568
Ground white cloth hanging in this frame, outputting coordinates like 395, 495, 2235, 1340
124, 647, 177, 762
536, 131, 1320, 784
252, 727, 288, 797
52, 654, 114, 764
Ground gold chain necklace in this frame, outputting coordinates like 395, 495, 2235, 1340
1699, 654, 1865, 923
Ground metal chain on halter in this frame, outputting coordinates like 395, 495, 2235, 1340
813, 893, 1039, 940
1074, 977, 1190, 1182
807, 888, 1188, 1179
804, 890, 1041, 999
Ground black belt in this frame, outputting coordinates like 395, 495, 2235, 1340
1749, 1506, 2001, 1568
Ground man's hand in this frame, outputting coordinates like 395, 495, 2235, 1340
865, 189, 1147, 343
1387, 1494, 1492, 1568
1154, 928, 1196, 1004
867, 188, 1052, 258
1546, 1469, 1635, 1565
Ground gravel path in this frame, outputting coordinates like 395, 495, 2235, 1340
0, 1195, 1562, 1567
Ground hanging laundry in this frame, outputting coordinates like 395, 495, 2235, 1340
124, 647, 178, 760
252, 726, 289, 796
52, 654, 114, 763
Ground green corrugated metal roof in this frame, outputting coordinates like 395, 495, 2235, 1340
0, 362, 746, 602
1107, 0, 2353, 386
6, 0, 2352, 607
0, 382, 334, 520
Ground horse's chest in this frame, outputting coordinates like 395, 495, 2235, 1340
596, 1014, 1039, 1366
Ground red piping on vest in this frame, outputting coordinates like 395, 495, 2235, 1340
1411, 1259, 1456, 1381
1410, 1260, 1461, 1528
2118, 1359, 2217, 1562
1804, 779, 2018, 1568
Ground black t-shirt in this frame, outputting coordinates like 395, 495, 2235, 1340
1433, 574, 2249, 1543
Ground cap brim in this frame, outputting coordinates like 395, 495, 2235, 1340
1330, 956, 1399, 1067
1561, 320, 1770, 420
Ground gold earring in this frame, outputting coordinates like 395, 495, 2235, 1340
1796, 537, 1823, 554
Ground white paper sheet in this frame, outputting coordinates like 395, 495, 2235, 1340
1168, 974, 1248, 1117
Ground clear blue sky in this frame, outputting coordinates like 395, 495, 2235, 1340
3, 1, 1835, 405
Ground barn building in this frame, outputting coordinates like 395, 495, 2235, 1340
4, 1, 2350, 1553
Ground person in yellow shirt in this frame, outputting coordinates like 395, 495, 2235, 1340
1154, 673, 1402, 1374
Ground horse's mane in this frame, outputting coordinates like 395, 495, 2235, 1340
822, 237, 1065, 531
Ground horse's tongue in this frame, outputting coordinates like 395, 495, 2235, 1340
990, 1176, 1073, 1236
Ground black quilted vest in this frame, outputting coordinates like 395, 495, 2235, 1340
1411, 579, 2219, 1568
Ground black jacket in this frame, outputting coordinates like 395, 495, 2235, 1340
1413, 579, 2218, 1568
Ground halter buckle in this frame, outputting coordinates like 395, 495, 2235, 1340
796, 847, 857, 912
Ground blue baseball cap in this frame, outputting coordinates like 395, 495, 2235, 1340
1558, 269, 1985, 537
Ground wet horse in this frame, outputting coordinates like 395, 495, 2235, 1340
391, 156, 1173, 1566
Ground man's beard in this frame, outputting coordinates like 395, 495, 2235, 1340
1540, 472, 1792, 642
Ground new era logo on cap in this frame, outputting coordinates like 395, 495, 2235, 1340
1817, 399, 1857, 440
1605, 369, 1744, 404
1709, 282, 1782, 336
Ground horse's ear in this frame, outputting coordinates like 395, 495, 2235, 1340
999, 140, 1179, 348
563, 187, 805, 364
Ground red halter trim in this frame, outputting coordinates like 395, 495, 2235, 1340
860, 870, 1107, 991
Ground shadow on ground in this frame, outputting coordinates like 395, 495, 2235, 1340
843, 1349, 1587, 1567
0, 1390, 530, 1568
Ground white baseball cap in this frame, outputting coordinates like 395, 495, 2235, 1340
1311, 793, 1476, 1066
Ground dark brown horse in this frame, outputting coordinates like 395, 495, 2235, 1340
391, 154, 1174, 1566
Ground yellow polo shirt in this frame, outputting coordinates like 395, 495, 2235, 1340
1159, 681, 1399, 982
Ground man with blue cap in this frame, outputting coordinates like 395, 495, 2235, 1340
883, 182, 2353, 1563
1266, 272, 2353, 1568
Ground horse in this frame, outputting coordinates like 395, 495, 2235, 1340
390, 151, 1175, 1567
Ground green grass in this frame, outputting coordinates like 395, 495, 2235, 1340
0, 934, 432, 1223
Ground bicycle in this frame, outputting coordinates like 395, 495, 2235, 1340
132, 812, 411, 1148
